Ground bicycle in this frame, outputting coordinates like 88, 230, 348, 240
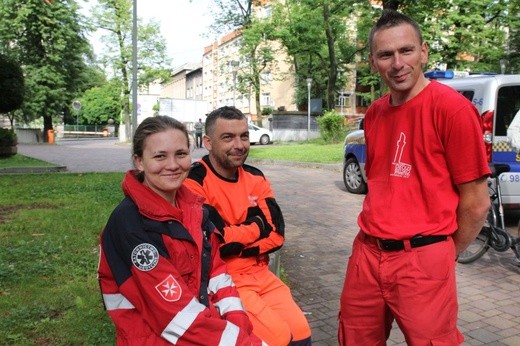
458, 163, 520, 265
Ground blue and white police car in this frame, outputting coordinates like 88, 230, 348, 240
343, 72, 520, 206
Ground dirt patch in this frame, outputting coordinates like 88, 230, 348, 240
0, 204, 54, 224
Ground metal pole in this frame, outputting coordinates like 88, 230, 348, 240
229, 60, 239, 107
306, 78, 312, 140
500, 59, 506, 74
233, 71, 237, 107
131, 0, 138, 138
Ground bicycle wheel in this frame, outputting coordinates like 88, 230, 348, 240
457, 204, 495, 264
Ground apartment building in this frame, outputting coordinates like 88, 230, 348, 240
201, 30, 296, 121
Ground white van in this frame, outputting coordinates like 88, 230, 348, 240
435, 73, 520, 205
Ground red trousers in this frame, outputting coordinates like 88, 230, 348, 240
338, 231, 463, 345
233, 267, 311, 346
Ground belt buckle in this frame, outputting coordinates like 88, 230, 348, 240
375, 238, 385, 250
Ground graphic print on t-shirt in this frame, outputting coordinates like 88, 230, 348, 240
390, 132, 412, 178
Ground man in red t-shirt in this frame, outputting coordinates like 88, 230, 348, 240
338, 10, 490, 345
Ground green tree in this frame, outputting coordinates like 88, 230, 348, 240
92, 0, 172, 141
399, 0, 510, 72
0, 0, 92, 142
79, 79, 121, 125
505, 0, 520, 73
205, 0, 275, 117
272, 0, 361, 111
0, 53, 25, 128
239, 17, 276, 118
356, 1, 519, 102
369, 0, 518, 73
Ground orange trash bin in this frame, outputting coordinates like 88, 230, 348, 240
47, 129, 54, 144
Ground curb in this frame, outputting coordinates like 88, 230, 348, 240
0, 161, 342, 175
247, 158, 343, 172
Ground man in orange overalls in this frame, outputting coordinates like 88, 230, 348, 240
185, 106, 312, 346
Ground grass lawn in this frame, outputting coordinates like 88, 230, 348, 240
249, 140, 343, 163
0, 140, 344, 343
0, 154, 57, 168
0, 172, 123, 344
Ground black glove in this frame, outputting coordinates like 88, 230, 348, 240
220, 242, 245, 258
244, 215, 272, 240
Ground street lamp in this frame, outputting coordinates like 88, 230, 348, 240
131, 0, 138, 139
230, 60, 239, 107
500, 59, 507, 75
306, 77, 312, 140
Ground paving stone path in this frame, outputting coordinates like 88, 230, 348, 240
17, 140, 520, 345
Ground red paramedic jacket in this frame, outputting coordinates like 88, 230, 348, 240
97, 170, 261, 345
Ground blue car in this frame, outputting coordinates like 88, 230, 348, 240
343, 129, 367, 194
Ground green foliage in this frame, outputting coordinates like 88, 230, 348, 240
0, 53, 24, 120
79, 80, 122, 125
0, 128, 17, 146
272, 0, 362, 110
400, 0, 512, 72
261, 106, 274, 115
316, 110, 348, 143
0, 172, 124, 344
0, 0, 92, 135
92, 0, 172, 138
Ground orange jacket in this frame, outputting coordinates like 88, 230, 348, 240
184, 156, 285, 274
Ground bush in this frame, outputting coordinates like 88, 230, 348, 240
261, 107, 274, 115
0, 127, 17, 146
316, 110, 348, 143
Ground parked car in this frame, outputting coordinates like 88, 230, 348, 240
343, 129, 367, 194
248, 123, 272, 145
342, 72, 520, 204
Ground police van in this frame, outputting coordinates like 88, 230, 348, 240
343, 72, 520, 205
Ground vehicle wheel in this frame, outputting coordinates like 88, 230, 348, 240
458, 205, 495, 264
259, 134, 270, 145
343, 158, 367, 194
490, 227, 512, 252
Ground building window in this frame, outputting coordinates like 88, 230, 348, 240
356, 94, 370, 107
261, 71, 271, 85
261, 92, 271, 106
337, 92, 351, 108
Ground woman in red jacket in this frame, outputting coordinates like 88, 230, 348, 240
97, 116, 263, 345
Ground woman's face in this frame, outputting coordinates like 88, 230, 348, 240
133, 128, 191, 204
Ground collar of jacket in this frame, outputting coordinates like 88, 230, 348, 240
122, 170, 202, 222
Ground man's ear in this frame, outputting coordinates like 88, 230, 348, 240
369, 53, 378, 73
203, 135, 211, 150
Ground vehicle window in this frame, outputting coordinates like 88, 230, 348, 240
457, 90, 474, 102
496, 85, 520, 136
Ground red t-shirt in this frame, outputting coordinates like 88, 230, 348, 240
358, 80, 490, 239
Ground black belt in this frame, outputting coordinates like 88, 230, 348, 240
363, 233, 448, 251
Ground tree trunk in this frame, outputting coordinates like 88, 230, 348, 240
323, 3, 337, 110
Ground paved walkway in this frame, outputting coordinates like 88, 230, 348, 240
16, 139, 520, 345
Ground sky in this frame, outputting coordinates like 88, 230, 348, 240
83, 0, 217, 68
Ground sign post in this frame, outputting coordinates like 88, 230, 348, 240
72, 100, 81, 136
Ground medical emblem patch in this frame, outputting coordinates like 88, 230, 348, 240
156, 274, 182, 302
131, 243, 159, 271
